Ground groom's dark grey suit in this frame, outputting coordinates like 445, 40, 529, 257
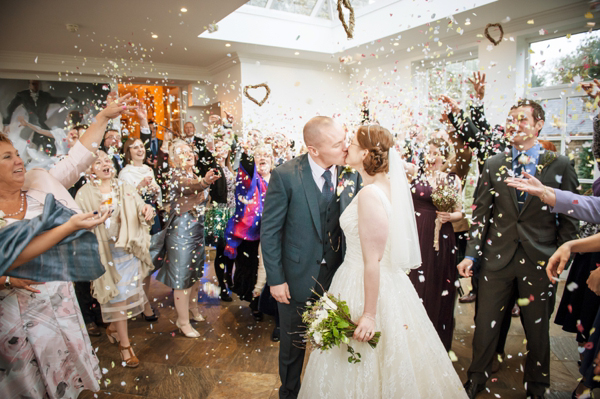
261, 153, 361, 399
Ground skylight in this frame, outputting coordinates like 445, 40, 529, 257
200, 0, 497, 55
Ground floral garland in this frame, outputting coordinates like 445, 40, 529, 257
243, 83, 271, 107
337, 0, 355, 40
484, 23, 504, 46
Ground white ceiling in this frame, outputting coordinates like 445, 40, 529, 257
0, 0, 597, 79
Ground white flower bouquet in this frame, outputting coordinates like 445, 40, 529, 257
302, 291, 381, 363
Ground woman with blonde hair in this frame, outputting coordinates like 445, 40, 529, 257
153, 139, 220, 337
76, 150, 155, 367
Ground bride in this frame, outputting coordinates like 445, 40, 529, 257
298, 125, 467, 398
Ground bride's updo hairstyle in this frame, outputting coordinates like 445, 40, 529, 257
356, 124, 394, 176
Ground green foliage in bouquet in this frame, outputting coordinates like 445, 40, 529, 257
302, 291, 381, 364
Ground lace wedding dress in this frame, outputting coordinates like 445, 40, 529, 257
298, 184, 468, 399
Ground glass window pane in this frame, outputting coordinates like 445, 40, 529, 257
566, 97, 595, 136
538, 98, 563, 139
316, 0, 331, 19
529, 30, 600, 88
566, 140, 594, 181
271, 0, 319, 15
247, 0, 269, 7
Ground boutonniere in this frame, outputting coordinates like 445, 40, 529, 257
0, 210, 6, 229
536, 150, 557, 172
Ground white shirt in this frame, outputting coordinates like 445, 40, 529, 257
307, 154, 336, 193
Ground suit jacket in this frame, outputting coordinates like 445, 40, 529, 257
261, 154, 361, 301
465, 148, 579, 271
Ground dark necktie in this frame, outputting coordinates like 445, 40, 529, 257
322, 169, 334, 202
515, 154, 526, 210
151, 139, 158, 156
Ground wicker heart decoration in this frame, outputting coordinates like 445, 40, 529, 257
243, 83, 271, 107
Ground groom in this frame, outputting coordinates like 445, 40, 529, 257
261, 116, 361, 399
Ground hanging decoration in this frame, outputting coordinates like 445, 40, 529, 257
484, 23, 504, 46
337, 0, 355, 39
243, 83, 271, 107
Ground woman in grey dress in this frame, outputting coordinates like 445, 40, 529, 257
155, 139, 219, 337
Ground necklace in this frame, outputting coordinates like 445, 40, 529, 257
3, 191, 25, 217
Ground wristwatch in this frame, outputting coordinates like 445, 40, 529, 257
4, 276, 11, 289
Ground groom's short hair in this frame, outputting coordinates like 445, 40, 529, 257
303, 116, 335, 147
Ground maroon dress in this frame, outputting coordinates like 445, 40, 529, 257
409, 177, 458, 351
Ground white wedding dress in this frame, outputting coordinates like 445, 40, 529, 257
298, 183, 468, 399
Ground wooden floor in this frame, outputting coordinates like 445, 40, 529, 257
79, 254, 581, 399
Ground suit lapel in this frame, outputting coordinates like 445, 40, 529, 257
502, 151, 519, 211
300, 154, 323, 240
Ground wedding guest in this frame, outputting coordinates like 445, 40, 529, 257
205, 139, 235, 302
119, 133, 163, 322
76, 150, 155, 367
0, 95, 136, 399
458, 99, 579, 399
181, 121, 216, 176
154, 139, 220, 337
224, 144, 273, 320
405, 137, 463, 351
101, 128, 125, 173
144, 119, 161, 169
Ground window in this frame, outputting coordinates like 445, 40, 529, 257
528, 29, 599, 191
412, 57, 479, 124
529, 30, 600, 88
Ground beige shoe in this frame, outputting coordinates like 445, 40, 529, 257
176, 320, 201, 338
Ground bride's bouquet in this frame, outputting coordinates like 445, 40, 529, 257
431, 178, 461, 251
302, 291, 381, 364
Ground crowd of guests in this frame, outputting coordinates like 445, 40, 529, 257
1, 76, 600, 399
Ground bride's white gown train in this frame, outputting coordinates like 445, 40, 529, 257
299, 185, 468, 399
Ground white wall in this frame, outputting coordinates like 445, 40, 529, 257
239, 59, 354, 143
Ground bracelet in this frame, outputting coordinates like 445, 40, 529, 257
362, 313, 376, 322
540, 187, 549, 203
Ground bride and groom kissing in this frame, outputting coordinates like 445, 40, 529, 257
260, 116, 468, 398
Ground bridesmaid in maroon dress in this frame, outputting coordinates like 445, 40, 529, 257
405, 138, 463, 351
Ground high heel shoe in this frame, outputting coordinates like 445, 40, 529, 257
106, 326, 120, 344
189, 309, 205, 322
176, 320, 201, 338
119, 344, 140, 368
143, 309, 159, 322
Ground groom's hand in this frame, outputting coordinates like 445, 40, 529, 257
271, 283, 291, 304
457, 258, 474, 278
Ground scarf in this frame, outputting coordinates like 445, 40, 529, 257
0, 194, 105, 281
75, 179, 153, 304
224, 162, 268, 259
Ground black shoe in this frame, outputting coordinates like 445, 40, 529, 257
220, 291, 233, 302
491, 352, 505, 374
86, 322, 102, 337
252, 310, 263, 322
143, 309, 159, 322
271, 327, 280, 342
459, 292, 477, 303
463, 380, 485, 399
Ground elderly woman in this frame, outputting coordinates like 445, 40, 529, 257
225, 144, 273, 320
76, 150, 155, 367
154, 139, 219, 337
0, 95, 136, 399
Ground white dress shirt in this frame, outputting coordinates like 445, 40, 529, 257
307, 153, 336, 193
